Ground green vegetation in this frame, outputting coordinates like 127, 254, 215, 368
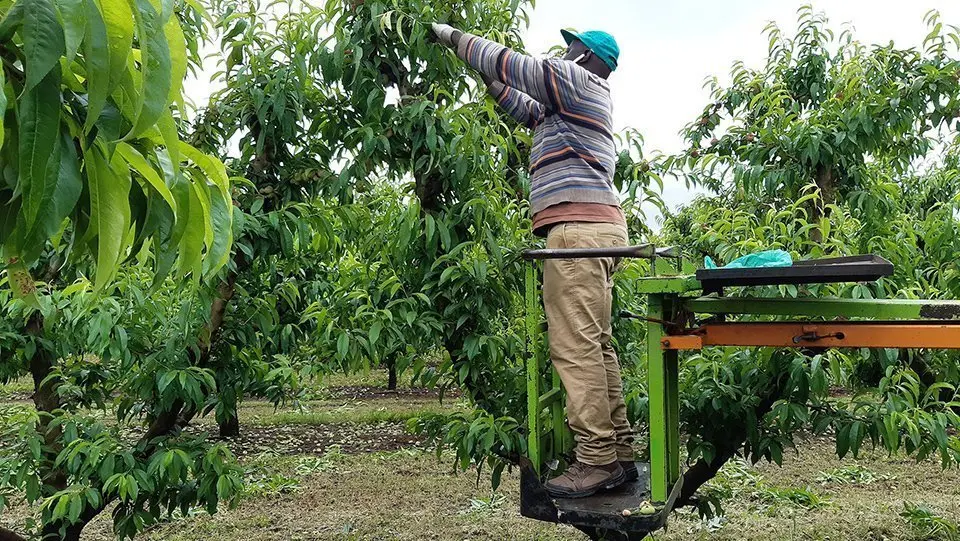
815, 464, 895, 485
901, 502, 960, 541
4, 374, 955, 541
1, 0, 960, 539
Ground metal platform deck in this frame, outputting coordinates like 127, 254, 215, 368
520, 459, 681, 541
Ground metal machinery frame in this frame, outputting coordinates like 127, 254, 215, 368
518, 245, 960, 541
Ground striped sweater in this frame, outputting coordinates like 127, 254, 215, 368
456, 33, 620, 215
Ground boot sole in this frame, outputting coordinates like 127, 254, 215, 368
546, 468, 628, 499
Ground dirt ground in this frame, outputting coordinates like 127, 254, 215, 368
2, 371, 959, 540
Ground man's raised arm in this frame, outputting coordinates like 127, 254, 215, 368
432, 23, 562, 111
486, 80, 545, 130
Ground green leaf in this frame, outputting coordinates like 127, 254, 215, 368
216, 475, 231, 499
179, 142, 232, 259
178, 142, 230, 200
202, 183, 232, 277
125, 0, 171, 139
164, 12, 187, 103
0, 2, 24, 42
836, 423, 851, 458
23, 131, 82, 253
439, 266, 455, 284
0, 68, 6, 149
117, 142, 176, 212
83, 0, 111, 132
52, 493, 69, 520
369, 321, 382, 346
4, 257, 39, 307
56, 0, 85, 61
85, 488, 101, 510
17, 66, 62, 254
175, 181, 205, 278
25, 474, 40, 502
85, 144, 132, 289
490, 462, 507, 491
437, 219, 451, 251
157, 370, 175, 393
849, 421, 863, 457
67, 492, 82, 523
99, 0, 134, 90
22, 0, 65, 92
336, 332, 349, 360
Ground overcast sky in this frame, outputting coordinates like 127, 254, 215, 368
521, 0, 960, 217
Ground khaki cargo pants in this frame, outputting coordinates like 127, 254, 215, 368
543, 221, 634, 466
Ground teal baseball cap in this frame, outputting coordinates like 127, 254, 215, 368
561, 29, 619, 71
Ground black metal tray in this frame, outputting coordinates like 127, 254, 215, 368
696, 255, 894, 290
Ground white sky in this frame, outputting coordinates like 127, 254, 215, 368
522, 0, 960, 217
185, 1, 960, 222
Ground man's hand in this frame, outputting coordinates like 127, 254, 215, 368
431, 22, 462, 49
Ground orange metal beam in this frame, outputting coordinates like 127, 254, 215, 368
661, 322, 960, 350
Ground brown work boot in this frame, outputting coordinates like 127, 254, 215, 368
545, 461, 626, 498
620, 461, 639, 483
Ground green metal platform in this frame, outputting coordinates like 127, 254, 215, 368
519, 245, 960, 539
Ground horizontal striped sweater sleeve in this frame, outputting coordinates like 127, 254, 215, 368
456, 32, 571, 109
486, 80, 544, 129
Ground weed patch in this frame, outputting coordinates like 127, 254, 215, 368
901, 502, 960, 541
816, 464, 895, 485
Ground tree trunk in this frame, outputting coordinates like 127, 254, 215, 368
677, 447, 740, 507
387, 358, 398, 391
814, 164, 837, 207
201, 273, 238, 350
25, 313, 68, 492
675, 389, 784, 508
0, 527, 27, 541
210, 272, 240, 438
146, 267, 238, 440
219, 414, 240, 438
42, 521, 83, 541
811, 164, 836, 244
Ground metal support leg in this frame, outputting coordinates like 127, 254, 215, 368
525, 264, 542, 474
665, 347, 680, 488
647, 294, 680, 503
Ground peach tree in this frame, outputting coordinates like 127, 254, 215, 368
300, 0, 666, 489
658, 7, 960, 512
186, 0, 353, 438
0, 0, 242, 539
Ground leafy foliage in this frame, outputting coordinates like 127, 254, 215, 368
680, 7, 960, 209
2, 2, 960, 539
901, 501, 960, 541
815, 464, 894, 485
656, 6, 960, 510
0, 0, 238, 539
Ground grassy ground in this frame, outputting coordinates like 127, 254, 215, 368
2, 371, 959, 540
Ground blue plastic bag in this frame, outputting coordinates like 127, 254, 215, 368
704, 250, 793, 270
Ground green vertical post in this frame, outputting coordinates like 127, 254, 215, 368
550, 366, 565, 456
647, 293, 680, 503
525, 263, 542, 473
